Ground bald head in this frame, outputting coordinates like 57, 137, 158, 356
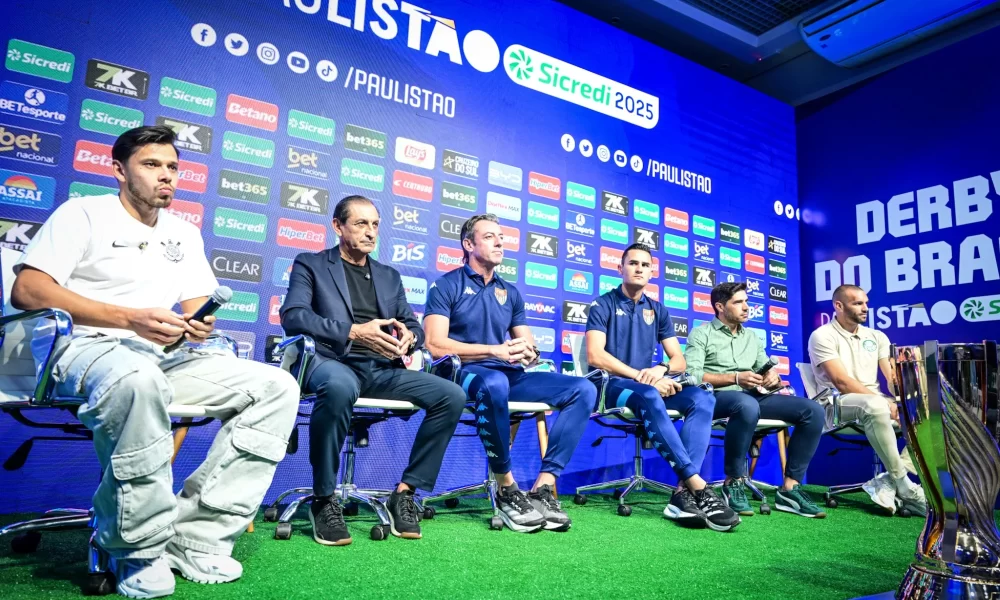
833, 284, 864, 304
833, 284, 868, 326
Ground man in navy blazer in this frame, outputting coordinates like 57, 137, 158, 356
280, 195, 465, 546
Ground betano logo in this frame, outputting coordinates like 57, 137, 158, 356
227, 94, 279, 131
504, 45, 658, 129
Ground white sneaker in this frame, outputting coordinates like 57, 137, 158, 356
895, 478, 928, 517
164, 542, 242, 584
111, 555, 175, 599
861, 472, 897, 514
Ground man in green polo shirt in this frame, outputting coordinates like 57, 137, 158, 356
684, 282, 827, 518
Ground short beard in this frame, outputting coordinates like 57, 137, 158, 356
126, 178, 172, 211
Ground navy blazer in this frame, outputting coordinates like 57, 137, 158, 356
279, 248, 425, 361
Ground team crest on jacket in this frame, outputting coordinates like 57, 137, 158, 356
643, 309, 655, 325
494, 288, 508, 306
161, 239, 183, 262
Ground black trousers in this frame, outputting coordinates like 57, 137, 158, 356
305, 355, 465, 496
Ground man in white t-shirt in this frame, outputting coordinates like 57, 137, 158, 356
10, 126, 299, 599
807, 284, 926, 516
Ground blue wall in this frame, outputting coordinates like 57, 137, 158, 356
0, 0, 797, 512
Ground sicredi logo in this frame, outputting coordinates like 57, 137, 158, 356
213, 207, 267, 242
528, 172, 560, 200
0, 217, 41, 251
745, 277, 764, 298
86, 59, 149, 99
720, 222, 740, 245
440, 181, 477, 211
601, 191, 628, 216
563, 300, 590, 325
565, 181, 595, 208
390, 239, 428, 268
767, 235, 786, 256
769, 283, 787, 303
393, 170, 433, 201
664, 208, 689, 232
562, 239, 591, 266
159, 77, 216, 117
439, 213, 463, 240
0, 123, 60, 166
288, 109, 335, 145
498, 257, 519, 282
662, 259, 688, 283
79, 99, 143, 137
768, 258, 787, 280
529, 326, 556, 352
744, 229, 765, 251
673, 316, 689, 337
442, 149, 479, 180
527, 201, 559, 229
395, 136, 435, 169
960, 294, 1000, 323
633, 199, 659, 225
770, 331, 789, 352
164, 198, 204, 229
0, 169, 55, 210
486, 191, 522, 221
269, 295, 284, 325
157, 116, 212, 154
693, 240, 714, 264
0, 81, 69, 125
73, 139, 114, 177
341, 157, 385, 192
226, 94, 279, 131
693, 292, 713, 314
769, 306, 789, 327
692, 215, 715, 239
216, 291, 259, 323
222, 131, 275, 168
663, 234, 689, 258
286, 145, 331, 179
211, 249, 263, 283
68, 181, 115, 199
694, 266, 715, 288
527, 231, 558, 259
218, 169, 270, 204
747, 302, 765, 323
488, 161, 522, 191
600, 246, 622, 271
719, 247, 741, 270
344, 124, 387, 158
633, 226, 658, 251
500, 225, 520, 251
599, 275, 621, 295
393, 204, 429, 235
744, 253, 765, 274
276, 217, 326, 251
177, 160, 208, 193
524, 295, 557, 321
436, 246, 463, 272
563, 270, 593, 295
600, 219, 628, 244
5, 40, 74, 83
662, 286, 688, 310
565, 210, 595, 237
525, 262, 557, 289
401, 275, 427, 304
273, 257, 294, 287
280, 181, 329, 215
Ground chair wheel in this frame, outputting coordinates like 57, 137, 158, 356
343, 502, 359, 517
370, 525, 388, 540
81, 571, 115, 596
263, 507, 279, 522
617, 505, 632, 517
573, 494, 588, 505
11, 531, 41, 553
826, 498, 838, 509
444, 498, 460, 509
900, 508, 912, 518
612, 489, 623, 500
273, 522, 292, 540
422, 506, 436, 520
760, 504, 772, 516
489, 516, 504, 530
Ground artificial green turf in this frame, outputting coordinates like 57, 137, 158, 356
0, 488, 922, 600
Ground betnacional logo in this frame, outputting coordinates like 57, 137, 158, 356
565, 239, 593, 266
693, 240, 714, 264
286, 145, 331, 180
770, 331, 789, 352
226, 94, 279, 131
164, 198, 203, 229
393, 170, 433, 201
745, 277, 764, 298
528, 172, 560, 200
0, 123, 60, 166
435, 245, 463, 272
276, 217, 326, 251
769, 305, 789, 327
395, 136, 436, 169
392, 204, 429, 235
0, 169, 55, 209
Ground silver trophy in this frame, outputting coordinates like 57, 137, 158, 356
893, 340, 1000, 599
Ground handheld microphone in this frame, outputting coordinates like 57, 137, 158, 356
754, 357, 779, 376
163, 286, 233, 353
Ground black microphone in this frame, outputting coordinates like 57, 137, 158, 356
364, 272, 371, 280
163, 286, 233, 353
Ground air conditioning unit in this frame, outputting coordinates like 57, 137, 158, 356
800, 0, 999, 67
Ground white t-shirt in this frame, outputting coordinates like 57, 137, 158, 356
14, 194, 218, 360
808, 319, 890, 395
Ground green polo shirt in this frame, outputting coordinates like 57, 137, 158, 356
684, 317, 768, 391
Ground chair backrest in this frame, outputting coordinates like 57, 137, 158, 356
566, 331, 589, 376
796, 362, 819, 398
0, 247, 38, 402
2, 246, 19, 317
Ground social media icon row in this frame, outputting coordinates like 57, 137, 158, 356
561, 133, 642, 172
190, 24, 337, 82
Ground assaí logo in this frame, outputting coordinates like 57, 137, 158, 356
283, 0, 502, 73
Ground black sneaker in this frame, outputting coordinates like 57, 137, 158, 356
496, 484, 546, 533
309, 496, 352, 546
386, 489, 422, 539
693, 487, 741, 532
527, 485, 572, 532
663, 488, 706, 527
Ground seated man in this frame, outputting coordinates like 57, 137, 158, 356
809, 284, 926, 515
10, 126, 300, 599
424, 214, 596, 533
685, 282, 827, 518
586, 244, 739, 532
281, 195, 465, 546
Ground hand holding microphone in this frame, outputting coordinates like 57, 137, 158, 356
163, 286, 233, 353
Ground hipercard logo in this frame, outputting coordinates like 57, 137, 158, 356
6, 40, 74, 83
276, 217, 326, 251
227, 94, 279, 131
443, 150, 479, 179
213, 207, 267, 242
0, 81, 68, 124
528, 172, 560, 200
0, 169, 54, 210
395, 136, 435, 169
157, 116, 212, 154
87, 59, 149, 99
488, 161, 522, 191
286, 145, 331, 179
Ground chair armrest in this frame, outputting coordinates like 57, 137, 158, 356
585, 368, 609, 412
0, 308, 74, 406
430, 354, 461, 383
273, 334, 316, 390
416, 348, 432, 373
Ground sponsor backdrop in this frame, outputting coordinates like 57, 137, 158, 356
0, 0, 798, 509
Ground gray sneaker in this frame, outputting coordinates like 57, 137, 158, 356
496, 484, 546, 533
527, 484, 572, 532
